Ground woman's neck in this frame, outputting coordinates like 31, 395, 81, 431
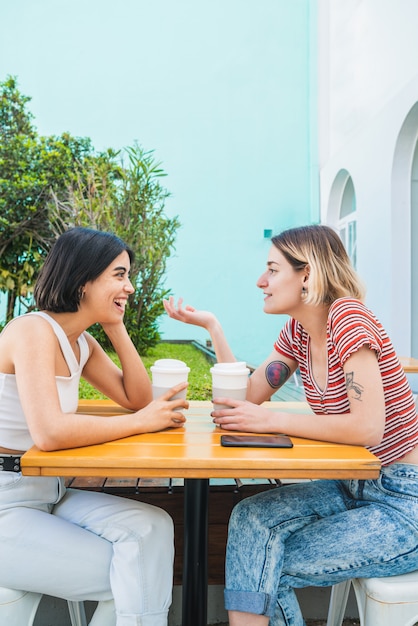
293, 304, 329, 344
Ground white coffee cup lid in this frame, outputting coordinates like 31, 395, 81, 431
211, 361, 247, 370
210, 363, 249, 376
151, 359, 190, 373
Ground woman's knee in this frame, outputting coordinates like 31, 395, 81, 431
230, 489, 279, 525
229, 495, 260, 534
129, 501, 174, 546
152, 504, 174, 538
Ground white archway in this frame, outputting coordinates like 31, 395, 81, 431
391, 103, 418, 356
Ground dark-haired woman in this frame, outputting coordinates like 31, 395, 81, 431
164, 224, 418, 626
0, 227, 188, 626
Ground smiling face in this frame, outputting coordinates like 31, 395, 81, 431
82, 251, 134, 322
256, 245, 307, 315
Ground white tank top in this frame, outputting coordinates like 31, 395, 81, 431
0, 312, 90, 451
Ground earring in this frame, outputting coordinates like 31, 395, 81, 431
301, 286, 308, 298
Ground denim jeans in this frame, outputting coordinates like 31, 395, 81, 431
0, 473, 174, 626
225, 463, 418, 626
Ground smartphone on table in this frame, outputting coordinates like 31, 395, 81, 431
220, 434, 293, 448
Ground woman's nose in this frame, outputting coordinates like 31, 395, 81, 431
256, 273, 267, 288
125, 278, 135, 293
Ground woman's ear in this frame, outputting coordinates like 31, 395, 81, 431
301, 267, 310, 299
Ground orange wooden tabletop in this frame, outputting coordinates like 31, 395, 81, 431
399, 356, 418, 373
21, 400, 381, 480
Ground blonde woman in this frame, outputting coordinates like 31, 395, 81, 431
164, 224, 418, 626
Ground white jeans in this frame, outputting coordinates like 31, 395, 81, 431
0, 473, 174, 626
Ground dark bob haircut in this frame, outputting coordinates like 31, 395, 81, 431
34, 227, 134, 313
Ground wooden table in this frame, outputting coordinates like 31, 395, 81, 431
21, 400, 381, 626
400, 356, 418, 373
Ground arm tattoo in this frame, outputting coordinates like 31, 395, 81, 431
346, 371, 364, 401
265, 360, 291, 389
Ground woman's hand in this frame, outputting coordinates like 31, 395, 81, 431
164, 296, 237, 363
211, 398, 277, 433
100, 319, 128, 336
133, 382, 189, 431
163, 297, 217, 330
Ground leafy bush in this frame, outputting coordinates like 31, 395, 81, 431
0, 77, 180, 352
50, 144, 180, 354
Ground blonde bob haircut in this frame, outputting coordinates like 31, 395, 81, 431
271, 224, 365, 306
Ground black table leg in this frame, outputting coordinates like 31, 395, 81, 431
182, 478, 209, 626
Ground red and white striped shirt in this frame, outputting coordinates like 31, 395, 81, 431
275, 297, 418, 466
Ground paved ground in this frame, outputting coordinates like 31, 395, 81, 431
306, 621, 360, 626
213, 622, 360, 626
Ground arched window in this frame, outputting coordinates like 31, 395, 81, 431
338, 176, 357, 268
327, 169, 357, 268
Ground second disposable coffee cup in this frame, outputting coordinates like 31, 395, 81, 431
210, 362, 250, 410
151, 359, 190, 405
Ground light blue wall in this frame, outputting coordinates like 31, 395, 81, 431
0, 0, 318, 365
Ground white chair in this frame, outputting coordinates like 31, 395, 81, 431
0, 586, 87, 626
326, 571, 418, 626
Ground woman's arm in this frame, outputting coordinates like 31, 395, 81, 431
82, 324, 152, 410
245, 349, 298, 403
27, 384, 189, 452
164, 298, 299, 404
9, 316, 187, 451
213, 347, 386, 446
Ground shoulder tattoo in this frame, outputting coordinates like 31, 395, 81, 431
345, 371, 364, 401
265, 360, 291, 389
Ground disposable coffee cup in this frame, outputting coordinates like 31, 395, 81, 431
210, 362, 250, 410
151, 359, 190, 406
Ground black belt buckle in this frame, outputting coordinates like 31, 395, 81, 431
0, 456, 21, 472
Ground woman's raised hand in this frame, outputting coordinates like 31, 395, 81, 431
163, 296, 235, 363
163, 297, 217, 330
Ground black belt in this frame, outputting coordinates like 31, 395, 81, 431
0, 456, 21, 472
